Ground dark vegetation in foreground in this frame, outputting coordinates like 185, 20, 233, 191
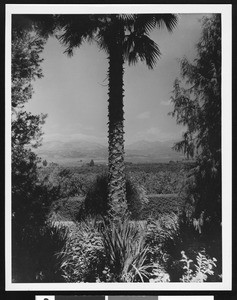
13, 161, 221, 283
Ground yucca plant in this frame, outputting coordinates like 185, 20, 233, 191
101, 218, 153, 282
122, 245, 154, 282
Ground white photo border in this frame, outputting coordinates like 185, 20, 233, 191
5, 4, 232, 291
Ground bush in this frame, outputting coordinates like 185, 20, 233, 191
49, 196, 85, 222
154, 211, 222, 282
12, 160, 64, 282
12, 222, 67, 282
127, 169, 187, 194
58, 216, 106, 282
55, 211, 222, 283
57, 216, 174, 283
83, 173, 149, 220
143, 213, 180, 279
179, 250, 219, 282
38, 163, 96, 198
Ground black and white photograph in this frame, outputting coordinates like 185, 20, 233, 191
5, 4, 232, 291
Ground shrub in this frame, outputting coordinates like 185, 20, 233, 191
58, 216, 106, 282
12, 222, 67, 282
83, 173, 109, 217
149, 264, 170, 282
141, 195, 185, 219
127, 169, 187, 194
156, 211, 222, 282
84, 173, 149, 220
57, 217, 162, 283
38, 163, 96, 198
179, 250, 218, 282
49, 196, 85, 222
144, 213, 180, 278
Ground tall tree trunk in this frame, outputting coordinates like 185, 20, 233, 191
107, 38, 127, 219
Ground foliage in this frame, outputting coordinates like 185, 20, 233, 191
144, 213, 181, 277
83, 173, 149, 219
11, 19, 65, 282
56, 215, 181, 283
180, 250, 218, 282
44, 163, 190, 223
141, 195, 185, 219
49, 196, 85, 222
54, 210, 221, 283
169, 14, 221, 234
83, 173, 109, 217
42, 159, 48, 166
58, 216, 106, 282
127, 170, 186, 194
170, 14, 221, 160
101, 219, 153, 282
47, 162, 191, 196
38, 163, 96, 198
12, 27, 45, 109
13, 221, 67, 282
89, 159, 95, 166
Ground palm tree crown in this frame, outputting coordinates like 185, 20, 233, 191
57, 14, 177, 66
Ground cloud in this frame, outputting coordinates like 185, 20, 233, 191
136, 111, 151, 119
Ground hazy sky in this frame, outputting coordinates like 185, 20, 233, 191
25, 13, 209, 146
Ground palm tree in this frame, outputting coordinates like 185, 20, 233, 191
55, 14, 178, 219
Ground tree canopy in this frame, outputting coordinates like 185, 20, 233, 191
11, 20, 61, 282
169, 14, 221, 230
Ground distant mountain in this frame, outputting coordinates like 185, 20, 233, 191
35, 139, 184, 165
125, 139, 184, 163
126, 140, 172, 151
35, 140, 108, 164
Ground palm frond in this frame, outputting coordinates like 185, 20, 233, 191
134, 14, 158, 34
154, 14, 178, 32
134, 14, 178, 34
118, 14, 135, 22
127, 34, 161, 69
56, 14, 100, 56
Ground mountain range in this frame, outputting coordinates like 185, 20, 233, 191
35, 139, 185, 165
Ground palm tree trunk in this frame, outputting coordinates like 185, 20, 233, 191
107, 38, 127, 219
